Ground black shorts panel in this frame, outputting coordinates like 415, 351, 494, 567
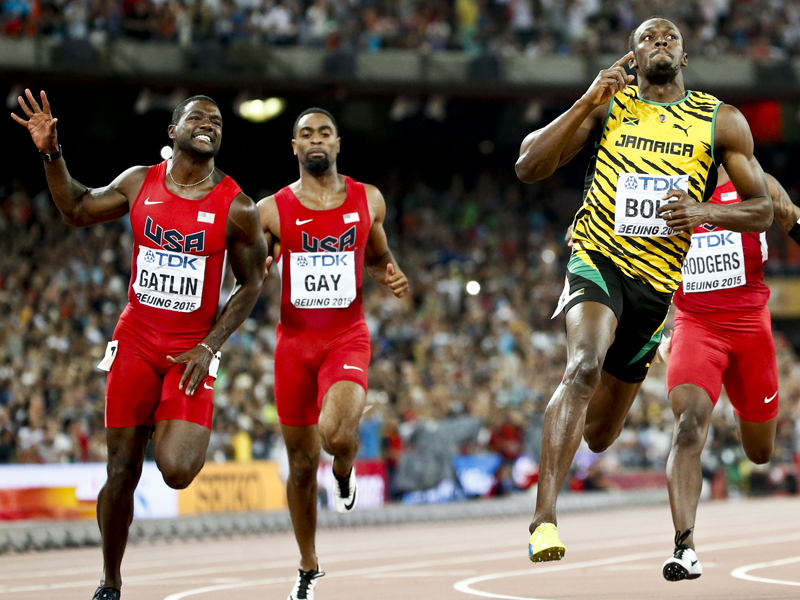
564, 250, 673, 383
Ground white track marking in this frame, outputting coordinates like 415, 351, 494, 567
453, 532, 800, 599
731, 555, 800, 587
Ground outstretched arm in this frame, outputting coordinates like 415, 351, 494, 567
515, 52, 633, 184
168, 193, 268, 395
11, 89, 143, 227
658, 105, 772, 233
364, 185, 409, 298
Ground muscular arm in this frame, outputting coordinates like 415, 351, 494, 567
515, 52, 634, 184
515, 102, 607, 184
766, 174, 800, 237
172, 194, 268, 395
12, 88, 142, 227
710, 105, 772, 232
203, 194, 268, 353
46, 163, 146, 227
364, 185, 409, 297
256, 194, 280, 259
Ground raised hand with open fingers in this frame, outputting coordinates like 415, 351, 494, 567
582, 52, 636, 107
385, 263, 409, 298
11, 89, 60, 154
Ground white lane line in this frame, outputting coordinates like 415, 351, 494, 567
730, 555, 800, 587
453, 532, 800, 600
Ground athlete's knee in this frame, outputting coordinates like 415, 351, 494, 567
105, 460, 143, 493
562, 355, 603, 398
583, 427, 619, 453
674, 410, 707, 451
287, 448, 319, 487
158, 458, 202, 490
319, 421, 358, 459
743, 442, 773, 465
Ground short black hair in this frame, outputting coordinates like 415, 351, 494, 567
293, 107, 338, 138
629, 16, 682, 52
171, 95, 219, 125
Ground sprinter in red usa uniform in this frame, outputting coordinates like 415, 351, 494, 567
258, 108, 408, 600
12, 92, 267, 600
662, 165, 798, 582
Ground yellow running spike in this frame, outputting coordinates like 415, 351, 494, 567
528, 523, 565, 562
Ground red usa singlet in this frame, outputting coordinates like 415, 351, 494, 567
275, 176, 371, 332
675, 179, 769, 314
127, 161, 240, 336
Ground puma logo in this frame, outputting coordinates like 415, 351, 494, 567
673, 123, 691, 137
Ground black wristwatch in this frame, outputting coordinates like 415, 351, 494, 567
40, 144, 62, 162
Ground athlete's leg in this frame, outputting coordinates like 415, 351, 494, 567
319, 381, 367, 478
282, 423, 321, 572
531, 301, 617, 531
582, 372, 642, 452
666, 384, 715, 550
97, 426, 151, 590
152, 420, 211, 489
738, 417, 777, 465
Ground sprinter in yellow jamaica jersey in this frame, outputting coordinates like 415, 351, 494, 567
515, 16, 772, 563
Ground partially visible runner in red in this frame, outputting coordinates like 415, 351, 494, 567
257, 108, 409, 600
12, 91, 267, 600
662, 164, 799, 582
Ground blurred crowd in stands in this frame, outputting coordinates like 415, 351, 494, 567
1, 170, 799, 499
2, 0, 800, 58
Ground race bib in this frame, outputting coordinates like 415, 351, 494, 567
682, 229, 745, 293
614, 173, 689, 237
97, 340, 118, 372
132, 246, 206, 313
290, 251, 356, 309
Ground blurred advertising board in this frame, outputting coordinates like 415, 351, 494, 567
178, 461, 286, 515
0, 463, 177, 520
317, 459, 387, 510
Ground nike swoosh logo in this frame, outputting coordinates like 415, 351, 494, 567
566, 288, 585, 302
691, 560, 698, 566
143, 198, 162, 205
343, 364, 364, 372
204, 382, 214, 390
296, 218, 313, 226
344, 487, 356, 511
764, 391, 778, 403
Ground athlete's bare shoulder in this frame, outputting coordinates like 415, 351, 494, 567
256, 194, 280, 238
362, 183, 386, 224
112, 165, 150, 203
713, 104, 753, 152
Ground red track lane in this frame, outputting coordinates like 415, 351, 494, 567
1, 496, 799, 599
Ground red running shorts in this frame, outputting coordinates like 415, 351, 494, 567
667, 305, 778, 423
274, 321, 370, 427
104, 307, 216, 429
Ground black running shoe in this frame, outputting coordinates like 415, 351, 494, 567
92, 587, 120, 600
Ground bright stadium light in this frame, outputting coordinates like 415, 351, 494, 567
542, 249, 556, 264
237, 97, 287, 123
466, 281, 481, 295
160, 146, 173, 160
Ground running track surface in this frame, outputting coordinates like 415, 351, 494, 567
2, 496, 800, 600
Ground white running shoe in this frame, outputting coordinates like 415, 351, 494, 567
287, 567, 324, 600
663, 546, 702, 581
333, 466, 357, 513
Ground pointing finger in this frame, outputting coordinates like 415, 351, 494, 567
612, 51, 634, 67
